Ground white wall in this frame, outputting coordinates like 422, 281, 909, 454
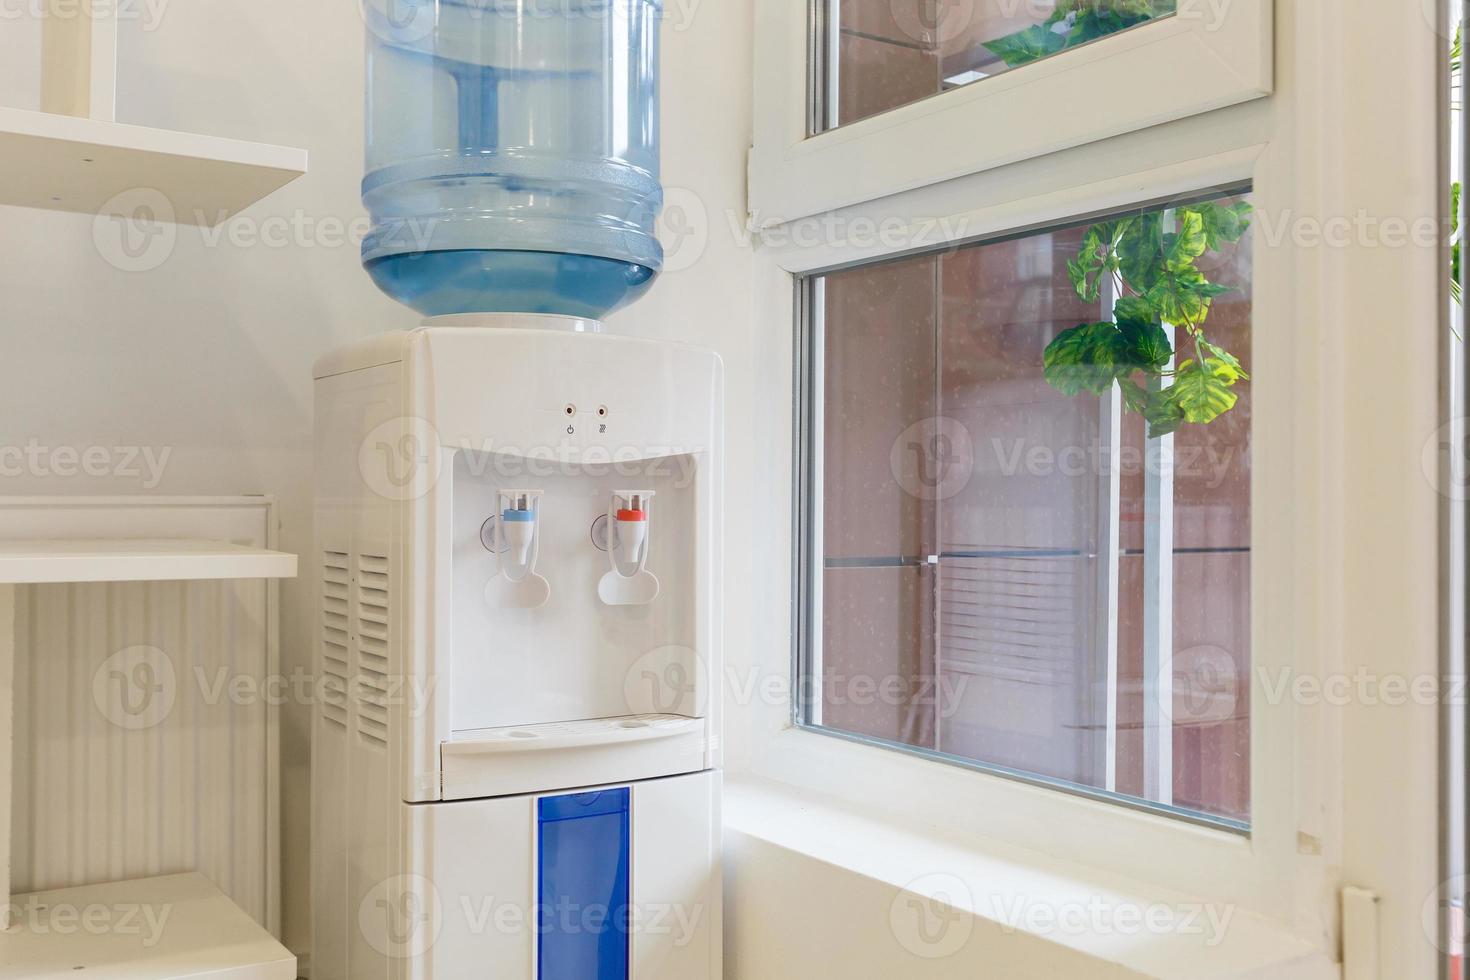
0, 0, 754, 961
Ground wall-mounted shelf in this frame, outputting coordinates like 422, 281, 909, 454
0, 873, 296, 979
0, 537, 298, 584
0, 106, 307, 225
4, 4, 307, 224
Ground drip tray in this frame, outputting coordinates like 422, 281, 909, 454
440, 714, 710, 801
446, 713, 700, 754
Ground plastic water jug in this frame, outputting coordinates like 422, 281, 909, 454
362, 0, 663, 319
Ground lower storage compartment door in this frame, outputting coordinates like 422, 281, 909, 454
538, 789, 632, 980
408, 770, 720, 980
629, 772, 721, 980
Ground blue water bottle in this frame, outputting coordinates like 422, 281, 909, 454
361, 0, 664, 319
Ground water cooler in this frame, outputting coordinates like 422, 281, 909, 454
311, 3, 722, 978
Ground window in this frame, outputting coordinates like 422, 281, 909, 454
795, 190, 1254, 828
751, 0, 1271, 222
817, 0, 1179, 131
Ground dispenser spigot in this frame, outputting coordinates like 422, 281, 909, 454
493, 489, 545, 585
614, 494, 649, 567
598, 490, 660, 606
503, 494, 537, 565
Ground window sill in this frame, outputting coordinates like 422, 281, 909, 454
723, 774, 1336, 979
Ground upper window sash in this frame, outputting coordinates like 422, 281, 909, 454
750, 0, 1274, 226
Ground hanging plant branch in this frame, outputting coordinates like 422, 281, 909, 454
983, 0, 1177, 70
1042, 201, 1252, 439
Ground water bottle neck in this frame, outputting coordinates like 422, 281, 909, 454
422, 313, 606, 333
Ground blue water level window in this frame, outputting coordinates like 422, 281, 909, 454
537, 789, 631, 980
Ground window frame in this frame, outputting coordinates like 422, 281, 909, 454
750, 0, 1275, 225
790, 186, 1257, 835
739, 0, 1448, 969
746, 130, 1323, 925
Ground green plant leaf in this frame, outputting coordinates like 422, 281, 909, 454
982, 0, 1170, 69
1118, 317, 1173, 372
1453, 181, 1461, 304
1189, 201, 1254, 249
1114, 298, 1172, 371
982, 25, 1066, 67
1060, 0, 1159, 41
1112, 295, 1158, 326
1170, 358, 1240, 423
1143, 388, 1185, 438
1119, 379, 1150, 414
1144, 266, 1230, 325
1067, 223, 1118, 302
1052, 196, 1251, 428
1043, 322, 1127, 396
1163, 209, 1209, 271
1116, 212, 1164, 293
1200, 340, 1249, 381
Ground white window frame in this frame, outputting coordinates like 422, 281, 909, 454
755, 135, 1312, 924
750, 0, 1274, 224
791, 190, 1245, 832
737, 5, 1447, 962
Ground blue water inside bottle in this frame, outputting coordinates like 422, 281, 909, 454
362, 0, 663, 319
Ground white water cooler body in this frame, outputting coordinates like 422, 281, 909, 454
311, 317, 723, 980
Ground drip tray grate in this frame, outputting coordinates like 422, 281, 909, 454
445, 713, 701, 756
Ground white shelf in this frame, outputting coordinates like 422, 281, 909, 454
0, 873, 296, 979
0, 106, 307, 225
0, 538, 298, 584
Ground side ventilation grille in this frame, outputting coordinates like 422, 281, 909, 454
321, 551, 351, 730
354, 552, 391, 747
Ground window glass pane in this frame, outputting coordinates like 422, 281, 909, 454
801, 190, 1253, 826
822, 0, 1177, 131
